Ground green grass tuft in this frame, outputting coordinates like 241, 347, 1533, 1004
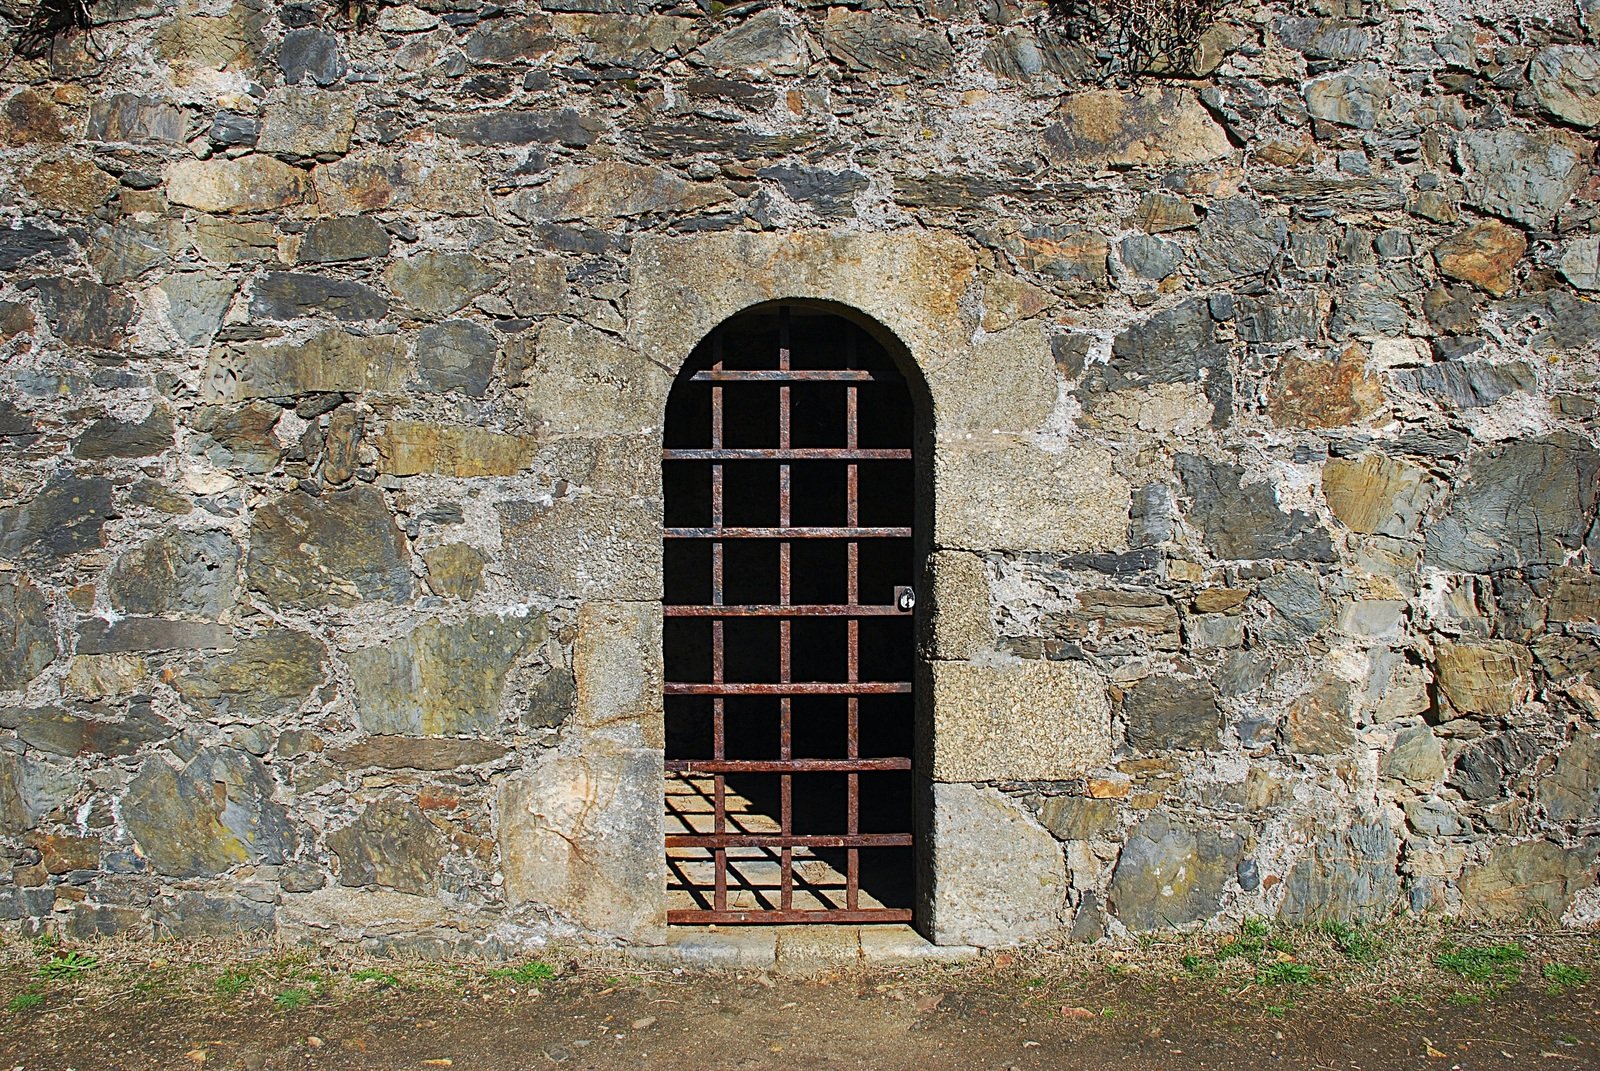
273, 987, 314, 1011
6, 991, 44, 1013
214, 969, 252, 996
487, 960, 557, 985
1255, 961, 1316, 987
1435, 942, 1526, 984
36, 952, 97, 980
1542, 962, 1592, 995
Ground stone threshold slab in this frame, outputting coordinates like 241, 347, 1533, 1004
624, 924, 978, 973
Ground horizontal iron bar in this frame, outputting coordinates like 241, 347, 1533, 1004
665, 526, 911, 539
664, 604, 904, 617
667, 908, 914, 925
664, 682, 912, 696
690, 370, 891, 382
662, 448, 911, 461
666, 833, 913, 849
666, 758, 912, 774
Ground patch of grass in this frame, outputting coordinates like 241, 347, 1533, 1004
1446, 991, 1481, 1007
273, 986, 314, 1011
1435, 942, 1526, 985
1179, 953, 1217, 979
214, 969, 252, 996
1542, 962, 1592, 995
350, 968, 401, 987
7, 991, 44, 1013
36, 951, 97, 979
1255, 961, 1316, 987
1215, 937, 1263, 963
1240, 918, 1270, 939
1322, 921, 1381, 962
1264, 1002, 1293, 1019
487, 960, 556, 985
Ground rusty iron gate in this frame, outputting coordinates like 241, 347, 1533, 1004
662, 305, 916, 924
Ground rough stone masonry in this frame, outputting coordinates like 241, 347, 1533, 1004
0, 0, 1598, 952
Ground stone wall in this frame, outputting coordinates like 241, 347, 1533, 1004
0, 0, 1598, 949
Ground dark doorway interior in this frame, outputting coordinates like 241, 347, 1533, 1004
662, 305, 917, 924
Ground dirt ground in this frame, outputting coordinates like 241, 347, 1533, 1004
3, 924, 1598, 1071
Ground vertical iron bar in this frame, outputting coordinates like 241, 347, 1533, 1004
711, 330, 727, 915
845, 333, 861, 911
778, 306, 794, 912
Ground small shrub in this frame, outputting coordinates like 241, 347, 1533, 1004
37, 952, 96, 979
6, 991, 44, 1013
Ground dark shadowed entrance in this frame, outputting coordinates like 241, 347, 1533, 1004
661, 304, 918, 924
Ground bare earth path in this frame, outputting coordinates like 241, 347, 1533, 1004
3, 928, 1598, 1070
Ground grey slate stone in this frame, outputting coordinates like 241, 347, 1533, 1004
1109, 812, 1242, 930
0, 225, 73, 271
121, 748, 294, 877
279, 28, 344, 85
1090, 298, 1231, 425
1424, 434, 1599, 573
73, 410, 174, 460
1117, 234, 1182, 281
1194, 198, 1285, 283
0, 474, 116, 565
1277, 817, 1400, 923
757, 165, 869, 218
296, 217, 391, 264
1123, 675, 1221, 751
1458, 129, 1585, 229
432, 108, 602, 147
0, 574, 55, 690
87, 93, 184, 143
250, 272, 389, 321
415, 319, 498, 395
1389, 360, 1535, 408
1176, 455, 1336, 562
107, 528, 238, 618
328, 801, 448, 894
246, 485, 416, 608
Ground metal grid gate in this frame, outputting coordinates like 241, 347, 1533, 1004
662, 306, 915, 924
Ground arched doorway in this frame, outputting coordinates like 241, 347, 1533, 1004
661, 304, 919, 924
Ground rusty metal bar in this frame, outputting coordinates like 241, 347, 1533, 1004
662, 448, 911, 461
668, 908, 913, 925
777, 306, 795, 914
665, 526, 910, 539
665, 682, 911, 695
846, 334, 862, 913
665, 603, 905, 617
710, 328, 728, 915
690, 369, 889, 382
667, 758, 912, 773
667, 833, 912, 849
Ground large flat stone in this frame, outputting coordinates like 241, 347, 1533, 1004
376, 421, 539, 478
121, 748, 294, 878
497, 492, 661, 602
1109, 811, 1243, 930
167, 156, 310, 213
926, 551, 993, 660
1277, 816, 1401, 923
1459, 840, 1598, 921
203, 329, 409, 401
0, 574, 55, 691
928, 783, 1065, 946
574, 602, 662, 751
1046, 88, 1231, 168
348, 612, 545, 736
929, 659, 1110, 781
935, 440, 1129, 554
510, 320, 672, 438
497, 747, 665, 943
106, 529, 238, 618
246, 486, 416, 608
174, 630, 328, 720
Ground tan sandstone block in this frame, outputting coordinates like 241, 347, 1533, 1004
935, 439, 1129, 554
930, 659, 1111, 781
